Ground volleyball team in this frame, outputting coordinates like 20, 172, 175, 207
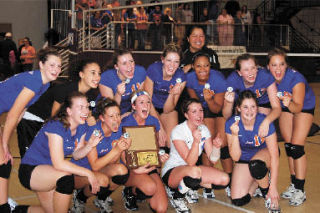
0, 26, 315, 213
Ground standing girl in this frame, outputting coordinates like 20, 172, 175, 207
267, 48, 315, 206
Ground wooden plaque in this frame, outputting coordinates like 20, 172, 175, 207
123, 125, 160, 169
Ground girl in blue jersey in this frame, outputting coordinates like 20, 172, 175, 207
99, 48, 146, 116
18, 92, 101, 213
0, 48, 62, 213
71, 98, 131, 213
121, 90, 168, 213
161, 98, 229, 213
186, 52, 231, 199
267, 48, 315, 206
144, 43, 186, 148
226, 90, 280, 212
223, 53, 281, 138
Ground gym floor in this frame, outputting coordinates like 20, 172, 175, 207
4, 83, 320, 213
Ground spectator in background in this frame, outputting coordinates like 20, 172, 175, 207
234, 10, 246, 46
20, 37, 36, 72
174, 3, 185, 47
75, 0, 89, 29
241, 5, 251, 39
162, 7, 175, 45
182, 3, 194, 33
90, 11, 105, 32
124, 8, 137, 49
225, 0, 240, 17
43, 28, 60, 48
0, 32, 18, 78
217, 8, 234, 46
88, 0, 96, 8
135, 1, 148, 50
111, 0, 120, 8
101, 2, 114, 25
199, 7, 210, 40
252, 10, 263, 47
149, 5, 164, 50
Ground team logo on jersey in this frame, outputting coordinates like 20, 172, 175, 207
254, 135, 265, 147
255, 88, 267, 98
131, 82, 143, 93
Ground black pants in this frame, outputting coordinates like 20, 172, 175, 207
17, 119, 44, 158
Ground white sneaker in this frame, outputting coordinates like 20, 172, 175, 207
203, 188, 215, 200
185, 190, 199, 204
253, 188, 263, 198
281, 183, 295, 199
106, 196, 113, 205
93, 198, 113, 213
289, 189, 306, 206
71, 190, 85, 213
170, 198, 190, 213
8, 197, 17, 211
265, 198, 281, 213
225, 186, 231, 197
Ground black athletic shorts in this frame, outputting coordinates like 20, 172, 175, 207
258, 102, 272, 109
19, 164, 37, 190
162, 168, 174, 186
282, 107, 315, 115
155, 107, 164, 115
203, 107, 223, 118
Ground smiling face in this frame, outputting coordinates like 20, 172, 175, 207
188, 27, 205, 53
238, 98, 258, 122
237, 58, 258, 86
79, 63, 101, 89
185, 102, 204, 127
268, 54, 287, 83
115, 53, 135, 79
40, 55, 62, 83
132, 94, 151, 120
193, 55, 210, 83
100, 106, 121, 133
162, 52, 180, 77
67, 97, 90, 126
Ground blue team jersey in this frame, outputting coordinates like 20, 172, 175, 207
225, 113, 276, 161
226, 68, 275, 105
21, 120, 88, 166
186, 69, 227, 109
121, 113, 160, 132
276, 68, 315, 110
0, 70, 50, 114
99, 65, 146, 114
147, 61, 186, 108
72, 121, 123, 169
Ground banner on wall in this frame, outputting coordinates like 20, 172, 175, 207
207, 45, 247, 69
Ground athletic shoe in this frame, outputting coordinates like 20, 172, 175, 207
122, 187, 138, 211
8, 197, 17, 211
71, 190, 85, 213
253, 188, 263, 198
93, 198, 113, 213
202, 188, 215, 200
170, 198, 190, 213
106, 196, 113, 205
165, 186, 175, 199
289, 189, 306, 206
265, 198, 281, 213
185, 190, 199, 204
225, 186, 231, 197
281, 183, 295, 199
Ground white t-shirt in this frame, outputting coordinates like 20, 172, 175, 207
161, 121, 211, 177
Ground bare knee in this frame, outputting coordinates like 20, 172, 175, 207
187, 166, 202, 178
138, 179, 157, 196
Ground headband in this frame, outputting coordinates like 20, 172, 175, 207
131, 91, 150, 104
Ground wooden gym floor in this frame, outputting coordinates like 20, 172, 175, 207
3, 83, 320, 213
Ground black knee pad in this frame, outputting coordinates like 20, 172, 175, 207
284, 143, 292, 157
136, 187, 153, 200
56, 174, 74, 194
183, 176, 201, 190
220, 146, 231, 160
211, 183, 228, 190
0, 203, 10, 213
112, 171, 130, 185
231, 194, 251, 206
0, 161, 12, 179
248, 160, 268, 180
290, 144, 305, 160
12, 205, 30, 213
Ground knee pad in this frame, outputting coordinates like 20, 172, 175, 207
231, 194, 251, 206
248, 160, 268, 180
112, 171, 130, 185
0, 161, 12, 179
12, 205, 30, 213
183, 176, 201, 190
290, 144, 305, 160
0, 203, 10, 213
220, 146, 231, 160
96, 186, 113, 200
211, 183, 228, 190
284, 143, 292, 157
136, 187, 153, 200
56, 174, 74, 194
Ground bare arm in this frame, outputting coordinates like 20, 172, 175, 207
226, 120, 241, 161
222, 91, 235, 119
51, 101, 62, 117
286, 83, 305, 113
163, 82, 186, 113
